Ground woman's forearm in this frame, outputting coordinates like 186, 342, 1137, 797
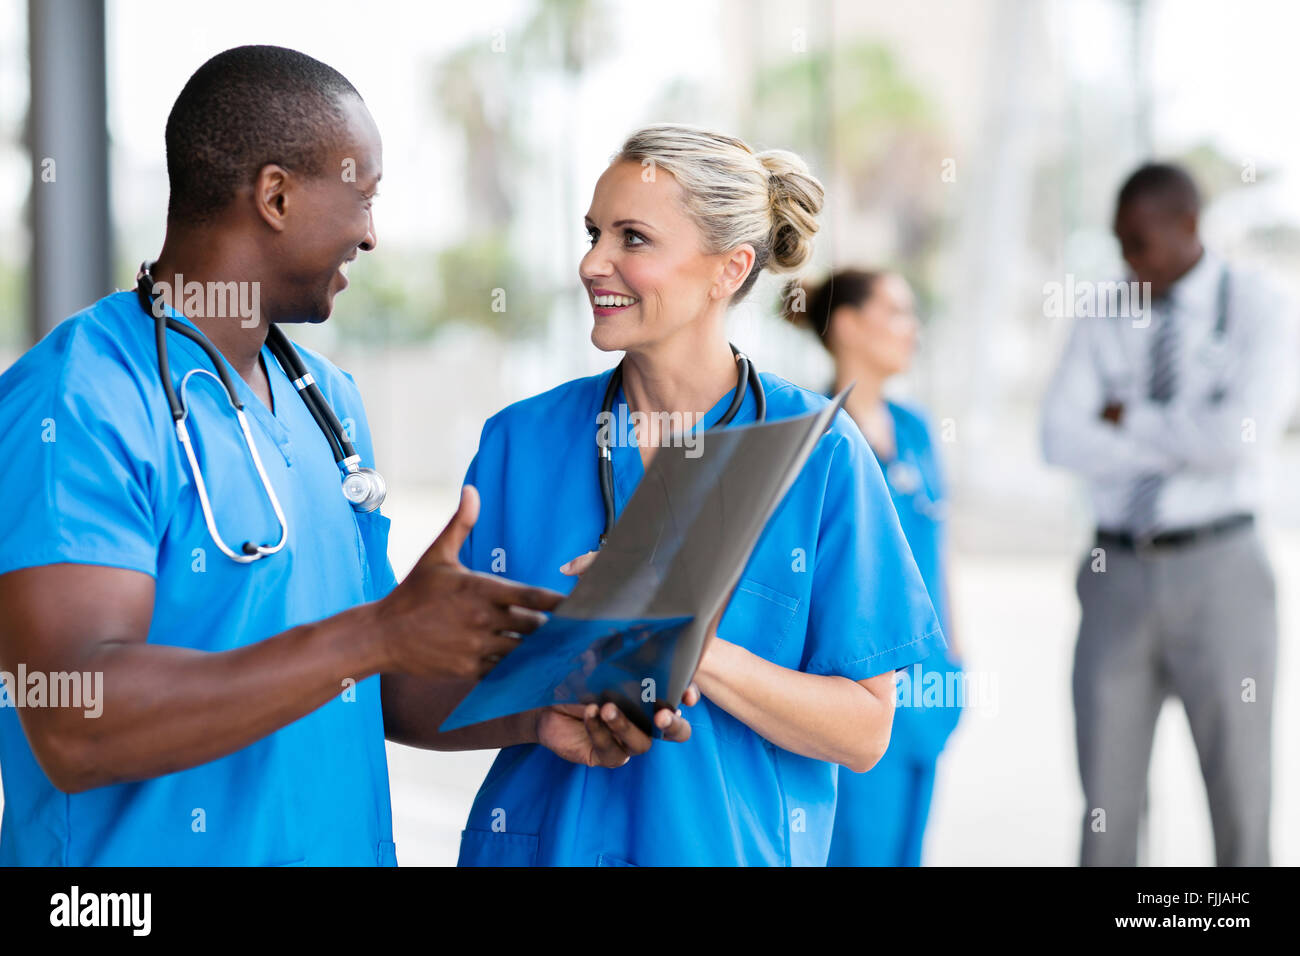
693, 638, 894, 772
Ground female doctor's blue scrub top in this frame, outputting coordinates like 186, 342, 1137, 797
828, 400, 963, 866
455, 370, 947, 866
0, 291, 399, 866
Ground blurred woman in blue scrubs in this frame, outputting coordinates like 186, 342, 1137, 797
453, 126, 948, 866
790, 269, 964, 866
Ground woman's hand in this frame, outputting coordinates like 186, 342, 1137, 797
536, 699, 695, 768
559, 550, 598, 577
550, 548, 702, 767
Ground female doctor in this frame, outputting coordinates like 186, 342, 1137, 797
789, 269, 964, 866
454, 125, 947, 866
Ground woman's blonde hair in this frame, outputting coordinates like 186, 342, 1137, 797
614, 124, 825, 302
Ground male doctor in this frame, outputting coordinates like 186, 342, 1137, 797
0, 45, 690, 866
1042, 163, 1296, 865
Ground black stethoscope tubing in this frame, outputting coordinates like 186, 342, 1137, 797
134, 261, 386, 563
597, 344, 765, 546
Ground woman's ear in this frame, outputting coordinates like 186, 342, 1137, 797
253, 164, 291, 232
825, 302, 860, 351
712, 244, 757, 300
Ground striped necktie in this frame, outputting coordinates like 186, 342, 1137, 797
1126, 296, 1178, 536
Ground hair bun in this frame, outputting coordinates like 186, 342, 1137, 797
758, 149, 824, 274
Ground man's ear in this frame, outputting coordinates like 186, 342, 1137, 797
712, 243, 756, 300
253, 164, 291, 232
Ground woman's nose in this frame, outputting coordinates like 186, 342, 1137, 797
580, 238, 614, 280
580, 252, 605, 281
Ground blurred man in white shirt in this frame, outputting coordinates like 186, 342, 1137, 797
1042, 162, 1297, 866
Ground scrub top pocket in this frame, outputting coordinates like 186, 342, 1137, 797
352, 510, 394, 602
719, 576, 801, 665
458, 827, 540, 867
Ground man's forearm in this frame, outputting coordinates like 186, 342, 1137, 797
1042, 403, 1182, 478
30, 601, 389, 793
381, 673, 540, 751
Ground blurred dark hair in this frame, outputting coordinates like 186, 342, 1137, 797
781, 268, 883, 350
1116, 162, 1200, 219
165, 45, 361, 224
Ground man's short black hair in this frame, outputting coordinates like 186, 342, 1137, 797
165, 45, 360, 224
1116, 162, 1200, 219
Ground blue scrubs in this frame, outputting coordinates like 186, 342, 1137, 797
828, 400, 963, 866
455, 370, 946, 866
0, 291, 398, 865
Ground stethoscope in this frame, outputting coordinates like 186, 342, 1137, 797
883, 455, 946, 521
135, 261, 386, 564
596, 344, 766, 546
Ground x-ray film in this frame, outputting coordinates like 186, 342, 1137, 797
440, 387, 851, 735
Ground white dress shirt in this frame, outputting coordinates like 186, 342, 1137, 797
1042, 249, 1298, 532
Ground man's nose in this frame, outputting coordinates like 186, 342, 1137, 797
360, 210, 378, 252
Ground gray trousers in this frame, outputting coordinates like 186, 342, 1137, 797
1073, 524, 1277, 866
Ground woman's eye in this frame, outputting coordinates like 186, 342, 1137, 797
585, 229, 598, 246
624, 230, 645, 247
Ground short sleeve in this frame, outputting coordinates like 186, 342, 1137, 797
0, 341, 162, 578
458, 448, 480, 570
800, 417, 947, 680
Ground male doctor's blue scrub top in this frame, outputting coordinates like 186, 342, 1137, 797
455, 371, 947, 867
0, 291, 399, 866
828, 400, 963, 867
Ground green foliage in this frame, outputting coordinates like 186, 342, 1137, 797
753, 39, 946, 319
0, 260, 25, 350
751, 41, 936, 172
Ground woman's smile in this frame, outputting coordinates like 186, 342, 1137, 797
590, 286, 640, 316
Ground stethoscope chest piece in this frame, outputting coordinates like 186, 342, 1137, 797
342, 464, 386, 512
886, 459, 922, 497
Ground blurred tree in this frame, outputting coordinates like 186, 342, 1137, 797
328, 0, 612, 343
751, 40, 947, 318
1179, 141, 1278, 203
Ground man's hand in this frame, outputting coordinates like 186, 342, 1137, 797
1100, 400, 1125, 425
373, 486, 563, 680
536, 688, 700, 768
